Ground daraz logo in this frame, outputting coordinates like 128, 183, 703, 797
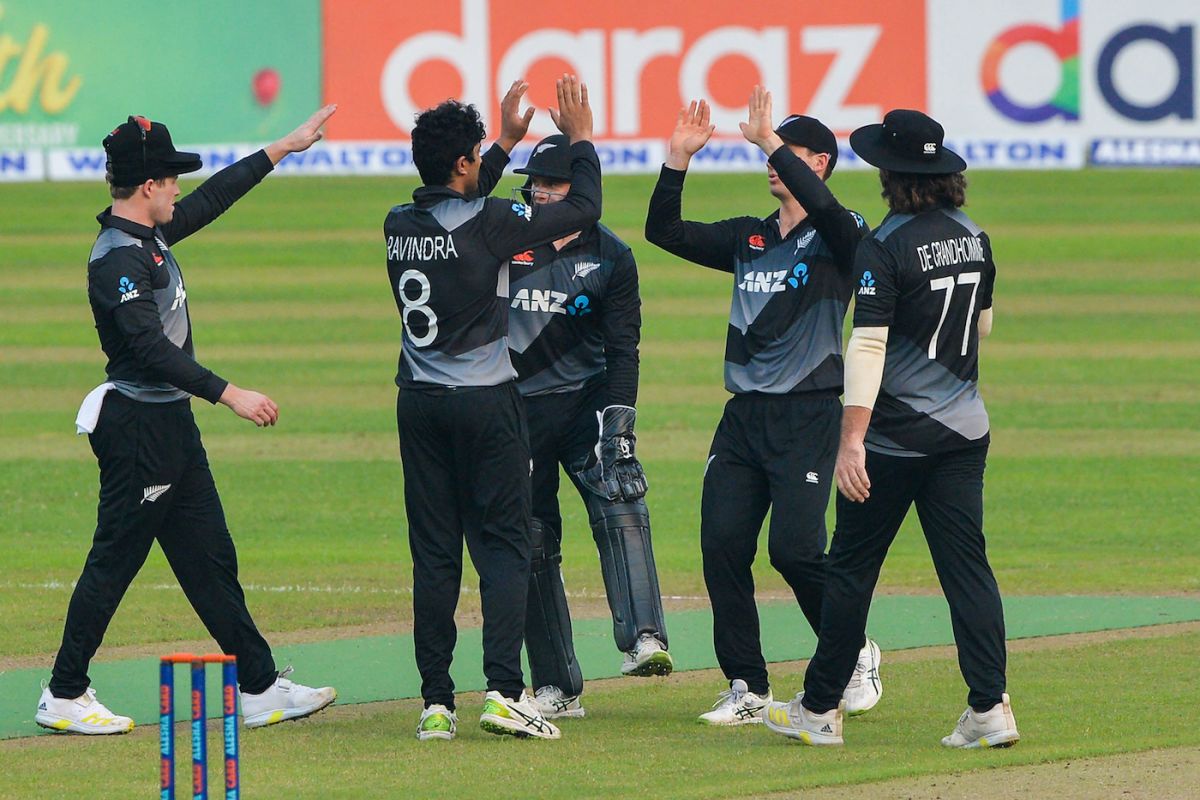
982, 0, 1194, 124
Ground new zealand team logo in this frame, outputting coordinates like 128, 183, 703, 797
858, 271, 877, 296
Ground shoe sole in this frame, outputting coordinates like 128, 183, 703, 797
697, 710, 766, 726
542, 708, 586, 720
243, 690, 337, 729
763, 717, 843, 746
416, 730, 455, 741
622, 651, 674, 678
479, 714, 559, 740
34, 715, 134, 735
944, 730, 1020, 749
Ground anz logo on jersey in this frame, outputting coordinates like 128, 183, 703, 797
511, 288, 593, 316
858, 271, 877, 296
738, 262, 809, 293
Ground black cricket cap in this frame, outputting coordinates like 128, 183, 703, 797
775, 115, 838, 172
849, 109, 967, 174
103, 116, 203, 187
514, 134, 572, 182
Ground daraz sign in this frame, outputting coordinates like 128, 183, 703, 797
322, 0, 925, 140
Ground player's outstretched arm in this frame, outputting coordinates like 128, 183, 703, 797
742, 85, 865, 269
264, 104, 338, 165
645, 99, 740, 272
162, 105, 337, 245
484, 76, 602, 256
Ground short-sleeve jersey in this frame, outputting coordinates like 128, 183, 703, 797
852, 207, 997, 456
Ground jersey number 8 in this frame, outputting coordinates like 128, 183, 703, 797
398, 269, 438, 347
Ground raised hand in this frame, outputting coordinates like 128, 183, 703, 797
548, 74, 593, 144
497, 80, 535, 152
666, 100, 715, 170
739, 85, 781, 150
265, 104, 337, 164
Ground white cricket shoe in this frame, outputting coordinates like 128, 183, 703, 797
240, 667, 336, 728
532, 686, 586, 719
763, 694, 845, 746
843, 638, 883, 716
697, 679, 771, 726
941, 693, 1020, 749
416, 704, 457, 740
34, 686, 134, 735
621, 634, 674, 677
479, 691, 561, 739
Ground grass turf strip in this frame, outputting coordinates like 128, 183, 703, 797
2, 630, 1197, 799
3, 594, 1198, 740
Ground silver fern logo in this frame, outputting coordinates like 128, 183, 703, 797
141, 484, 172, 504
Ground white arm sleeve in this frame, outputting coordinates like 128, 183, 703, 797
844, 326, 889, 409
978, 307, 994, 339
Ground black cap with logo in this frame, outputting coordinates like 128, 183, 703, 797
849, 109, 967, 174
103, 116, 203, 187
514, 134, 573, 182
775, 115, 839, 173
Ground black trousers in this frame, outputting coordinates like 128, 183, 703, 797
397, 382, 532, 709
50, 392, 277, 698
701, 392, 840, 696
803, 444, 1007, 713
526, 382, 602, 535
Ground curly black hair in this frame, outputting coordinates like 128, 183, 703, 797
411, 100, 486, 186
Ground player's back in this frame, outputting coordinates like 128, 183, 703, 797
385, 193, 516, 389
855, 207, 996, 456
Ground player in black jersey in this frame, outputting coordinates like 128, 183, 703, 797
388, 77, 602, 741
36, 109, 338, 736
646, 87, 881, 725
497, 135, 670, 721
763, 110, 1019, 749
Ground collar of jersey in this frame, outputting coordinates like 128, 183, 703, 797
96, 208, 156, 240
411, 184, 472, 207
765, 209, 815, 242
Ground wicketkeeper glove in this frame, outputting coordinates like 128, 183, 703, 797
574, 405, 648, 501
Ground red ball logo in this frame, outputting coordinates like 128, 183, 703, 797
252, 68, 281, 107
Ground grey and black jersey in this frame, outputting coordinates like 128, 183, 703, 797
86, 150, 275, 404
646, 148, 867, 395
385, 142, 603, 390
852, 208, 997, 456
507, 223, 640, 405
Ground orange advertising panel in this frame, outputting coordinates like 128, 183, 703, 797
322, 0, 926, 141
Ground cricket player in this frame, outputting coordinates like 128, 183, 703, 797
762, 109, 1019, 748
495, 134, 670, 721
388, 77, 601, 741
645, 88, 881, 725
35, 108, 339, 734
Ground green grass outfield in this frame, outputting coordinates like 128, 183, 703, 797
1, 167, 1199, 796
